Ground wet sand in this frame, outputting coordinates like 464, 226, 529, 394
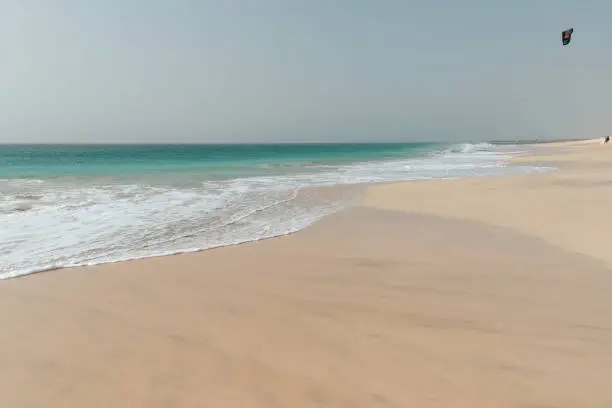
1, 140, 611, 407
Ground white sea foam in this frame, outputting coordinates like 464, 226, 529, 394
0, 143, 553, 278
447, 142, 493, 154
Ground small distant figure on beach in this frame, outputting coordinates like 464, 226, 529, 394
604, 136, 610, 144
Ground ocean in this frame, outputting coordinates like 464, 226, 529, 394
0, 142, 550, 278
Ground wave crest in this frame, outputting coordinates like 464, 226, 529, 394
447, 143, 493, 154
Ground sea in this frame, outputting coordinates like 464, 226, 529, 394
0, 142, 551, 279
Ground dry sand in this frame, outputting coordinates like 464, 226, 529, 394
1, 140, 611, 407
364, 139, 612, 266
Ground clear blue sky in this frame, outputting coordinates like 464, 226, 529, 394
1, 1, 610, 143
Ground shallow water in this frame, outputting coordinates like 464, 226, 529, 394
0, 142, 551, 278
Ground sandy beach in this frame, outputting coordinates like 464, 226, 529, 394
1, 140, 611, 407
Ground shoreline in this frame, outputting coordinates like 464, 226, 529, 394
1, 183, 364, 280
3, 140, 552, 280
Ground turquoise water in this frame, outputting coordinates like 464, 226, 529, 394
0, 143, 438, 179
0, 142, 549, 278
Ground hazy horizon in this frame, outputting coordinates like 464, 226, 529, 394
0, 138, 574, 146
2, 1, 610, 144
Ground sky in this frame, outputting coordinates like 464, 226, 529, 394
1, 0, 611, 143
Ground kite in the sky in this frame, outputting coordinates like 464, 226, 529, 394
562, 28, 574, 46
